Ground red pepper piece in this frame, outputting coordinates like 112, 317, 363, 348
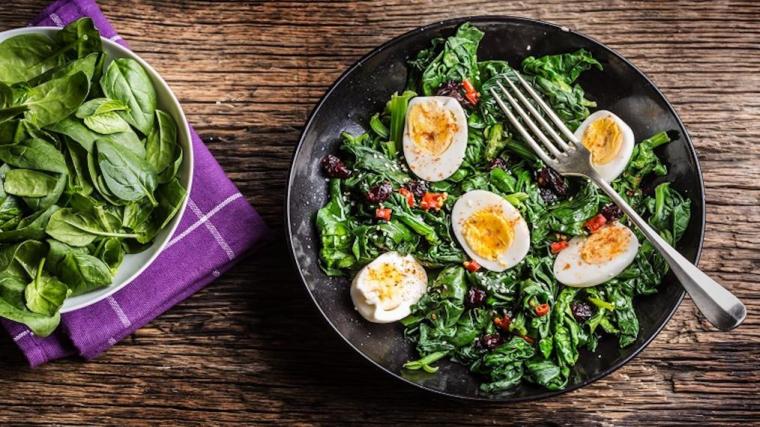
399, 187, 415, 207
493, 315, 512, 332
463, 260, 481, 272
535, 303, 550, 317
420, 192, 447, 211
550, 240, 569, 254
375, 207, 392, 221
462, 79, 480, 106
585, 213, 607, 233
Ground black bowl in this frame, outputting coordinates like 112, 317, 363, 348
286, 16, 705, 401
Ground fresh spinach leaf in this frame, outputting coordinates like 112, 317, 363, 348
22, 71, 90, 128
54, 17, 102, 60
62, 137, 93, 195
45, 208, 137, 247
100, 58, 156, 135
48, 116, 143, 154
0, 137, 67, 173
24, 257, 70, 316
27, 52, 99, 87
93, 237, 124, 274
76, 97, 131, 134
0, 34, 61, 85
158, 145, 183, 184
0, 82, 27, 124
3, 169, 59, 197
46, 240, 111, 296
146, 110, 177, 174
96, 139, 157, 204
154, 177, 186, 230
0, 205, 59, 243
23, 172, 66, 210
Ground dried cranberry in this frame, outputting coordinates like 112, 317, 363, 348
600, 203, 623, 222
436, 80, 473, 108
487, 157, 509, 170
320, 154, 351, 179
465, 288, 487, 308
366, 181, 392, 203
571, 301, 594, 322
535, 167, 568, 197
404, 180, 428, 199
479, 334, 504, 350
539, 187, 559, 204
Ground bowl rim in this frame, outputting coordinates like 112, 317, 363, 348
286, 15, 706, 402
0, 26, 194, 314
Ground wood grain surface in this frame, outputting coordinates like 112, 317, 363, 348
0, 0, 758, 425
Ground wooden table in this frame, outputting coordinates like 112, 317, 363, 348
0, 1, 757, 424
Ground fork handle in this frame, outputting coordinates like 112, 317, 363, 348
592, 177, 746, 331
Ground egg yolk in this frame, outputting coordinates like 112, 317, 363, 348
365, 262, 407, 310
462, 207, 514, 261
580, 225, 631, 264
408, 101, 458, 156
582, 116, 622, 165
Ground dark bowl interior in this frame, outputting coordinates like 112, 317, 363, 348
286, 16, 705, 401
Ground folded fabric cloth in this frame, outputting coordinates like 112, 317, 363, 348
0, 0, 270, 367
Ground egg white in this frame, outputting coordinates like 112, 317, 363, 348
402, 96, 468, 182
574, 110, 635, 182
553, 222, 639, 288
350, 252, 427, 323
451, 190, 530, 272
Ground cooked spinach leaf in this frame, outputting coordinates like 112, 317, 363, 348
420, 23, 484, 95
315, 22, 693, 394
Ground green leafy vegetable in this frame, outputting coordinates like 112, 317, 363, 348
22, 71, 90, 128
76, 97, 131, 134
316, 179, 356, 275
24, 258, 70, 316
3, 169, 59, 197
388, 90, 416, 149
0, 34, 61, 85
45, 208, 137, 247
0, 137, 67, 173
419, 23, 484, 95
96, 139, 158, 205
100, 58, 157, 135
314, 22, 694, 394
46, 240, 111, 296
521, 49, 602, 130
0, 18, 186, 335
146, 110, 178, 175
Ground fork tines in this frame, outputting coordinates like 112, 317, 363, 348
489, 72, 582, 165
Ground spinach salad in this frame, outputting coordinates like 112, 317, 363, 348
0, 18, 186, 336
315, 23, 692, 393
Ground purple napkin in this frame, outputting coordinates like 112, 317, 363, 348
1, 0, 270, 367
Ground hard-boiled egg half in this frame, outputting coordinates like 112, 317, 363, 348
350, 251, 428, 323
575, 110, 635, 182
451, 190, 530, 272
553, 222, 639, 287
403, 96, 468, 182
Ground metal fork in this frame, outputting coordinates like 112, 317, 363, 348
490, 73, 746, 331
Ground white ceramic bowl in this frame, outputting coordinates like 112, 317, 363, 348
0, 27, 194, 313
